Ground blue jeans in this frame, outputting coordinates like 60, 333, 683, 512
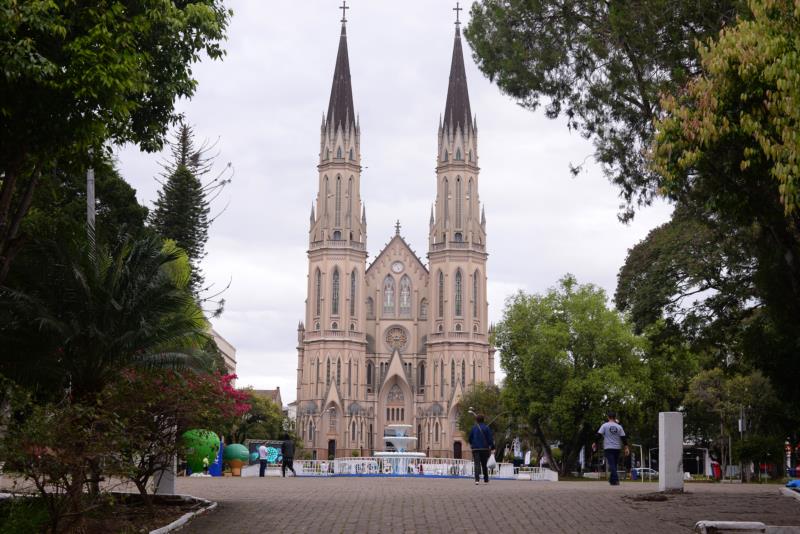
605, 449, 620, 485
259, 459, 267, 477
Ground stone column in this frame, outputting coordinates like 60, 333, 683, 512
658, 411, 684, 492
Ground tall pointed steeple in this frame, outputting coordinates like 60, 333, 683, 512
327, 22, 356, 133
443, 24, 472, 135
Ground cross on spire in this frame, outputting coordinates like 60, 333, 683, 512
339, 0, 349, 24
453, 2, 463, 27
395, 220, 401, 236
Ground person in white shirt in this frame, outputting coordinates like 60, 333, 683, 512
594, 411, 629, 486
258, 443, 269, 477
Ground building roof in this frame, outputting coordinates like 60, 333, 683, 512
252, 388, 282, 408
326, 23, 356, 132
443, 26, 472, 135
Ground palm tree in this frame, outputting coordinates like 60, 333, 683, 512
0, 233, 213, 402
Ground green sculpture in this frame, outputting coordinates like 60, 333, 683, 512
223, 443, 250, 476
181, 429, 219, 473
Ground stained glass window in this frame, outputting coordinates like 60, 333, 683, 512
335, 177, 341, 226
350, 270, 356, 317
383, 275, 395, 315
331, 268, 340, 315
456, 177, 462, 227
473, 270, 479, 318
399, 275, 411, 316
455, 270, 463, 316
438, 271, 444, 318
315, 269, 321, 316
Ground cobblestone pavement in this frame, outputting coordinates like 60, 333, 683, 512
176, 477, 800, 534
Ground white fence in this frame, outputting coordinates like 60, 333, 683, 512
287, 457, 557, 480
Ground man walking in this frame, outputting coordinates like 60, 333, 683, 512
468, 414, 495, 485
258, 442, 268, 477
594, 411, 629, 486
281, 433, 296, 477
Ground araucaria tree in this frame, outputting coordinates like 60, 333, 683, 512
0, 0, 231, 283
150, 123, 230, 296
493, 275, 647, 475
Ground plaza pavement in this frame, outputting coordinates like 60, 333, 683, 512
176, 477, 800, 534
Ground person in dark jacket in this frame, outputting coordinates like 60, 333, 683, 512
281, 433, 297, 477
468, 414, 495, 485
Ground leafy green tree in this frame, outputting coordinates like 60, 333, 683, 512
456, 383, 514, 447
150, 123, 230, 296
0, 0, 231, 282
493, 275, 647, 475
652, 0, 800, 416
228, 390, 285, 444
0, 235, 211, 402
465, 0, 744, 220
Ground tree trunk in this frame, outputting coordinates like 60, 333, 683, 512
533, 421, 560, 473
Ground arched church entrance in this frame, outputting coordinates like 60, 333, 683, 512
328, 439, 336, 460
453, 441, 462, 459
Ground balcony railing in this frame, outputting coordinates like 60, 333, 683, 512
429, 241, 485, 252
309, 239, 365, 251
304, 330, 365, 341
427, 331, 486, 342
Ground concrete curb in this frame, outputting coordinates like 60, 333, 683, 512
149, 494, 218, 534
780, 487, 800, 503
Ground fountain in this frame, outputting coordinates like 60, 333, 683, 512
373, 424, 425, 474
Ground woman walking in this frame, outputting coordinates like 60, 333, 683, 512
468, 414, 495, 485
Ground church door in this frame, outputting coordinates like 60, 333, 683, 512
328, 439, 336, 460
453, 441, 462, 459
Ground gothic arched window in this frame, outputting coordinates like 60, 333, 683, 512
440, 360, 444, 398
335, 177, 341, 226
456, 177, 462, 227
331, 268, 340, 315
314, 269, 322, 317
351, 421, 356, 440
473, 270, 479, 318
336, 147, 342, 159
347, 177, 353, 222
383, 275, 395, 316
316, 358, 320, 384
350, 270, 357, 317
420, 298, 428, 320
437, 271, 444, 318
325, 148, 330, 160
309, 421, 314, 442
347, 360, 352, 396
399, 275, 411, 316
443, 150, 448, 162
472, 360, 476, 383
366, 361, 374, 390
444, 179, 449, 225
366, 297, 374, 319
418, 362, 426, 387
451, 360, 455, 387
326, 359, 331, 385
435, 422, 440, 442
336, 358, 341, 385
349, 148, 354, 161
461, 360, 465, 386
468, 179, 473, 219
454, 270, 463, 316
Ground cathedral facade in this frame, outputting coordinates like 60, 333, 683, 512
295, 17, 494, 460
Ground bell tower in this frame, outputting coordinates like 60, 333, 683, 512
427, 15, 493, 393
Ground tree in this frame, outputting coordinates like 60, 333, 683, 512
493, 275, 648, 475
0, 234, 212, 402
465, 0, 744, 221
0, 0, 232, 282
455, 383, 514, 450
150, 122, 230, 296
228, 389, 284, 444
652, 0, 800, 414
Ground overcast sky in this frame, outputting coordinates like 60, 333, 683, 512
116, 0, 673, 405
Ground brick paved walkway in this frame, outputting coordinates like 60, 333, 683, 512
176, 478, 800, 534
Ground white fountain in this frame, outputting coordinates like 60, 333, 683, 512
374, 424, 425, 475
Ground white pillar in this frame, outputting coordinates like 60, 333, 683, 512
658, 411, 684, 492
155, 454, 176, 495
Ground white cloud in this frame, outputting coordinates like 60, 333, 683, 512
115, 0, 672, 405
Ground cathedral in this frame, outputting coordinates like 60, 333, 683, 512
295, 12, 494, 460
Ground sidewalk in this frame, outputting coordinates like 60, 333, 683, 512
176, 478, 800, 533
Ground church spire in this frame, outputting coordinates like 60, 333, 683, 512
326, 17, 355, 133
443, 7, 472, 135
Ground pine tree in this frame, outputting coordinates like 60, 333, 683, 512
150, 122, 229, 298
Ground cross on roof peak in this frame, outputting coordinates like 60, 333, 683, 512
395, 220, 401, 236
453, 2, 463, 27
340, 0, 349, 24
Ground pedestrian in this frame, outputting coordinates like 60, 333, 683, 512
468, 413, 494, 485
281, 433, 297, 477
258, 442, 268, 477
594, 411, 629, 486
